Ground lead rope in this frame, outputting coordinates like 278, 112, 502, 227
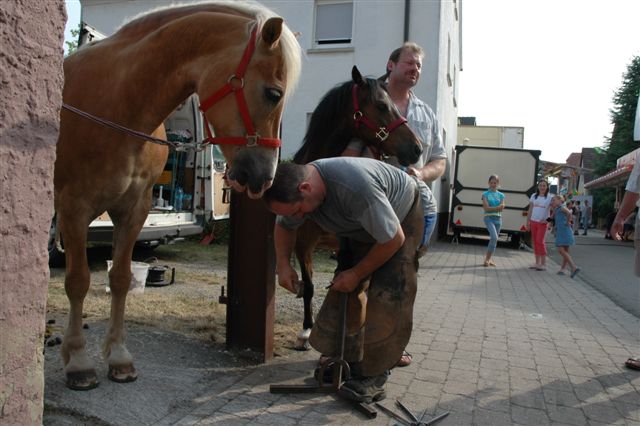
61, 103, 211, 152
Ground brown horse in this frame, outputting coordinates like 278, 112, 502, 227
55, 2, 301, 390
291, 66, 422, 349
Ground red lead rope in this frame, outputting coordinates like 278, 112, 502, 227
199, 25, 281, 148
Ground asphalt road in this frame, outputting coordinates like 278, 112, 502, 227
546, 228, 639, 318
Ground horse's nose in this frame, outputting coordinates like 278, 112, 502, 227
414, 143, 423, 157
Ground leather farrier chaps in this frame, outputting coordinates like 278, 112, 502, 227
309, 188, 423, 376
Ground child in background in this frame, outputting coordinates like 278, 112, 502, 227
551, 195, 580, 278
481, 175, 505, 267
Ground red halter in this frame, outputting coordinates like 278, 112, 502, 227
198, 25, 281, 148
351, 84, 407, 142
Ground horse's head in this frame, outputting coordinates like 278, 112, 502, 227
198, 17, 301, 199
351, 66, 422, 166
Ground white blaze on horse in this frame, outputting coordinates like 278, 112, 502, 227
55, 1, 301, 390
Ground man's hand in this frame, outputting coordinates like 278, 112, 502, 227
276, 263, 299, 294
327, 269, 360, 293
611, 219, 625, 241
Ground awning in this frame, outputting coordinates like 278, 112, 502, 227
584, 164, 633, 189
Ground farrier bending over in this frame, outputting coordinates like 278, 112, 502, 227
263, 157, 426, 403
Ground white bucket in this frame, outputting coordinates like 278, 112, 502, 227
106, 260, 149, 294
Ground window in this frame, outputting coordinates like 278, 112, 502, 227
314, 1, 353, 45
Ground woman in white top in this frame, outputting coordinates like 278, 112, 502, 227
526, 180, 553, 270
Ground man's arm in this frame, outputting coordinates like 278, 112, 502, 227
329, 226, 405, 293
274, 223, 299, 294
408, 157, 446, 183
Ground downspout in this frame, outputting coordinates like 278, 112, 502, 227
403, 0, 410, 42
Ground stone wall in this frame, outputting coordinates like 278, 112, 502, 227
0, 1, 65, 423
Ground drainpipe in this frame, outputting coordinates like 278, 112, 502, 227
403, 0, 410, 42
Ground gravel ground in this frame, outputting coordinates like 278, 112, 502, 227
47, 237, 337, 354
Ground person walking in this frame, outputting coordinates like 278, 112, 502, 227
526, 179, 553, 270
550, 195, 580, 277
581, 199, 592, 235
482, 175, 505, 267
265, 157, 426, 402
572, 200, 581, 235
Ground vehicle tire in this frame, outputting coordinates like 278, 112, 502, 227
510, 233, 521, 248
48, 215, 65, 267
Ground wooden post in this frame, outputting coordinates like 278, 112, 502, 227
226, 191, 275, 361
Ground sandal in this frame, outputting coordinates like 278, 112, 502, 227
625, 358, 640, 371
488, 260, 496, 267
483, 261, 490, 267
396, 350, 412, 367
570, 267, 581, 279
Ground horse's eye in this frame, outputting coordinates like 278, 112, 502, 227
265, 88, 283, 103
376, 102, 389, 112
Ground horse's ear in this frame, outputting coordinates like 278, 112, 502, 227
352, 66, 364, 86
261, 17, 283, 49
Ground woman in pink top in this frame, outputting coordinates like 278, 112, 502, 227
526, 180, 553, 270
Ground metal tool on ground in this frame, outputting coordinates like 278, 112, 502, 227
374, 399, 449, 425
145, 265, 176, 287
270, 292, 377, 419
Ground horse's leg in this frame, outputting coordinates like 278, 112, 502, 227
293, 221, 323, 350
58, 210, 97, 390
102, 196, 150, 383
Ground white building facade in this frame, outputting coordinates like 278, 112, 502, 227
79, 0, 462, 235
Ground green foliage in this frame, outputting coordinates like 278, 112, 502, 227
592, 56, 639, 220
64, 24, 80, 57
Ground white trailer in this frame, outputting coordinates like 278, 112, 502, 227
449, 145, 541, 246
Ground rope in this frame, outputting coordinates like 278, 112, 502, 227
61, 103, 210, 152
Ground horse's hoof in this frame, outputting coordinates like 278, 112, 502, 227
66, 370, 99, 391
294, 338, 310, 351
108, 365, 138, 383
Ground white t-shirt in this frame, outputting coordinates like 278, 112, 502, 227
529, 193, 552, 223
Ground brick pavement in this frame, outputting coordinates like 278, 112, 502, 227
174, 241, 639, 425
46, 241, 638, 425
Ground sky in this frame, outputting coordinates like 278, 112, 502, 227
457, 0, 640, 163
63, 0, 639, 164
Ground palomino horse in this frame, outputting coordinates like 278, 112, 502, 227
291, 66, 422, 349
55, 2, 301, 390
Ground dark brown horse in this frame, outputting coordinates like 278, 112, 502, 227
55, 2, 301, 390
292, 66, 422, 349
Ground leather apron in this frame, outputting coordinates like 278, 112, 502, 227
309, 188, 423, 376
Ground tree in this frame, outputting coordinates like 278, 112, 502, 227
64, 25, 80, 57
591, 56, 639, 220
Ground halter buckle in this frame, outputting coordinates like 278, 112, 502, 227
353, 111, 363, 121
246, 134, 259, 147
376, 127, 389, 141
227, 74, 245, 90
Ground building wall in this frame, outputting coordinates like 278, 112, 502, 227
457, 125, 525, 149
0, 1, 65, 424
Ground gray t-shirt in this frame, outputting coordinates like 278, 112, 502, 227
276, 157, 423, 243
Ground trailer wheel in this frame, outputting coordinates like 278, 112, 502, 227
48, 215, 65, 267
510, 233, 521, 248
